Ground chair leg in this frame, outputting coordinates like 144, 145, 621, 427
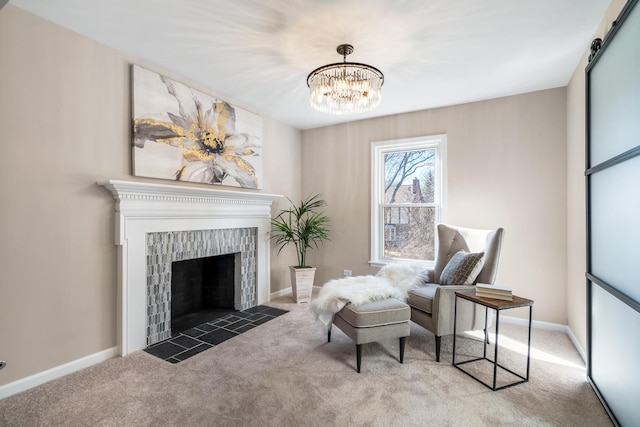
356, 344, 362, 373
399, 337, 406, 364
435, 336, 441, 362
485, 328, 490, 344
328, 325, 332, 343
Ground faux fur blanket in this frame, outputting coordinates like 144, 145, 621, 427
310, 262, 428, 327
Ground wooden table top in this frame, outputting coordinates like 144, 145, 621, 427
455, 289, 534, 311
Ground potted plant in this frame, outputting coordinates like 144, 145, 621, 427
271, 194, 331, 303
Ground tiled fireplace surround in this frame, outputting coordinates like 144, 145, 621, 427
100, 180, 281, 356
146, 228, 256, 345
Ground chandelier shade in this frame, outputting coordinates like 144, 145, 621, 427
307, 44, 384, 115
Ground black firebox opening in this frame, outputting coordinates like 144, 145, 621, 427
171, 253, 237, 335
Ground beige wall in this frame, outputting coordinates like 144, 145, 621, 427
263, 119, 302, 292
565, 0, 627, 351
0, 5, 301, 386
302, 89, 568, 324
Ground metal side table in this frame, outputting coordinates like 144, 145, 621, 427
452, 289, 534, 391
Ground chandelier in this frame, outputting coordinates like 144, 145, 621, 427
307, 44, 384, 115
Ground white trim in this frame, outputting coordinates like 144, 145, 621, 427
0, 347, 118, 400
565, 325, 587, 363
500, 316, 586, 363
99, 179, 281, 356
368, 258, 434, 269
500, 315, 566, 332
270, 287, 292, 299
270, 285, 324, 300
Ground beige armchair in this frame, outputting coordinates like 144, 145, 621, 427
408, 224, 504, 362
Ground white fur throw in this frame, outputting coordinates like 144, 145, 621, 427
310, 262, 429, 327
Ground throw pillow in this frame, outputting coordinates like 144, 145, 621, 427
439, 250, 484, 285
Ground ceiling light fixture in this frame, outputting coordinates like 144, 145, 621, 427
307, 44, 384, 115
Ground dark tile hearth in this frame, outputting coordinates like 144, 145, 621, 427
144, 305, 288, 363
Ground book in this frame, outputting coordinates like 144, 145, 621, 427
476, 287, 511, 296
476, 283, 512, 292
476, 286, 511, 296
476, 291, 512, 301
475, 283, 513, 301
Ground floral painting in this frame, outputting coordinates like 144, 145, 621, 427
132, 65, 263, 189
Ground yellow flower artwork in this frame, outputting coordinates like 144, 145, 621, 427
132, 65, 262, 189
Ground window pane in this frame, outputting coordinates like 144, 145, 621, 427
384, 149, 436, 204
589, 0, 640, 166
383, 206, 436, 260
590, 155, 640, 302
591, 283, 640, 427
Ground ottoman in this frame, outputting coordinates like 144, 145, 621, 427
329, 298, 411, 373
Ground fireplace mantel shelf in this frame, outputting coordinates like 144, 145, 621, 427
100, 179, 282, 205
99, 179, 281, 356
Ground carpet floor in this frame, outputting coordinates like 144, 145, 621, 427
0, 295, 612, 426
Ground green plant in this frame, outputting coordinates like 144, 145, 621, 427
271, 194, 331, 268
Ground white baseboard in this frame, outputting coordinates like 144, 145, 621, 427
500, 315, 586, 363
500, 315, 566, 332
270, 287, 292, 299
0, 346, 118, 400
565, 325, 587, 363
270, 285, 322, 300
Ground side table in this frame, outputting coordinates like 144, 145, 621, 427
452, 289, 534, 391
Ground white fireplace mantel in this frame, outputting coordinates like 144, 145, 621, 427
99, 179, 281, 356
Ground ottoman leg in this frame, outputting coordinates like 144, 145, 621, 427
399, 336, 406, 363
356, 344, 363, 373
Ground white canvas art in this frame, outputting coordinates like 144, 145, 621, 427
132, 65, 263, 189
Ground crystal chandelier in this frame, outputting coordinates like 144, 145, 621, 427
307, 44, 384, 115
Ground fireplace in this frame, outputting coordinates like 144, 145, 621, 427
100, 180, 281, 356
171, 253, 238, 334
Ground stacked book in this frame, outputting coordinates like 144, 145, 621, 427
476, 283, 513, 301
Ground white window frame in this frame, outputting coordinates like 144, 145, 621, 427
370, 134, 447, 267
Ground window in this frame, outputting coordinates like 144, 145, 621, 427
371, 135, 446, 266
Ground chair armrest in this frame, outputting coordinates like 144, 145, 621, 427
432, 285, 477, 336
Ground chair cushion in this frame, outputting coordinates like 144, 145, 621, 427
407, 284, 439, 314
336, 298, 410, 328
439, 250, 484, 285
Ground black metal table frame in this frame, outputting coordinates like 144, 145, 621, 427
452, 293, 532, 391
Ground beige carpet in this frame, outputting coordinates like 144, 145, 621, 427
0, 295, 612, 426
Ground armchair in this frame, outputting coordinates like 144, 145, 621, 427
407, 224, 504, 362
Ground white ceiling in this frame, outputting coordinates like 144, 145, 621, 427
9, 0, 610, 130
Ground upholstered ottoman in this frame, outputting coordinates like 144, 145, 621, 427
329, 298, 410, 373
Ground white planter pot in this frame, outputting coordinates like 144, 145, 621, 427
289, 266, 316, 303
